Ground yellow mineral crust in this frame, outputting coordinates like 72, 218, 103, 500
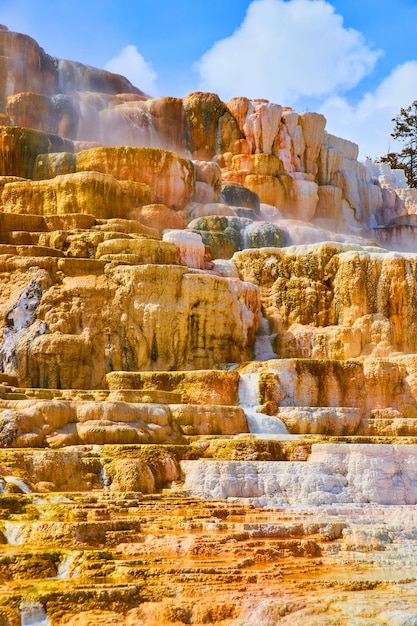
1, 171, 151, 218
234, 242, 417, 358
97, 243, 180, 266
0, 396, 247, 447
0, 259, 259, 388
76, 146, 194, 210
1, 25, 417, 626
106, 369, 241, 405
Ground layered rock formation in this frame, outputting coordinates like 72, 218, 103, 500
0, 23, 417, 625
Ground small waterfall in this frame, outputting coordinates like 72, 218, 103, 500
105, 104, 159, 148
238, 371, 261, 408
0, 281, 45, 377
238, 372, 290, 436
56, 553, 78, 579
253, 314, 278, 361
131, 106, 159, 147
4, 476, 32, 493
244, 409, 289, 435
100, 465, 108, 491
20, 600, 50, 626
3, 521, 27, 545
91, 445, 108, 491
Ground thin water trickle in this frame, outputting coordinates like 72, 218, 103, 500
253, 314, 278, 361
20, 600, 50, 626
100, 464, 108, 490
3, 521, 27, 545
56, 553, 78, 579
238, 371, 261, 408
244, 408, 290, 435
4, 476, 31, 493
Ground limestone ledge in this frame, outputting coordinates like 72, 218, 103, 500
0, 25, 396, 237
106, 370, 240, 406
181, 443, 417, 506
0, 396, 248, 448
0, 258, 260, 388
238, 356, 417, 422
1, 171, 151, 218
234, 242, 417, 358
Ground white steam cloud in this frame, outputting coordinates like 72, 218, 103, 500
105, 45, 158, 95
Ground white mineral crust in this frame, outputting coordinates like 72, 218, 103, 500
181, 444, 417, 507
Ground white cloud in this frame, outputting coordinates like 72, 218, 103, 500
320, 61, 417, 159
105, 45, 158, 95
196, 0, 381, 105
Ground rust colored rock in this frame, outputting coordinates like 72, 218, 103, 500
56, 59, 144, 96
6, 93, 50, 132
147, 96, 187, 153
0, 29, 56, 99
0, 126, 74, 178
130, 203, 185, 234
183, 91, 228, 160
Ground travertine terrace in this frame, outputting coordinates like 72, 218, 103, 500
1, 24, 417, 625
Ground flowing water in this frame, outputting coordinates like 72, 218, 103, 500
56, 553, 79, 579
238, 371, 290, 435
19, 600, 50, 626
253, 314, 278, 361
4, 476, 32, 493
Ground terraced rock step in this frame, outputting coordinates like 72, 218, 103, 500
2, 23, 417, 625
0, 490, 416, 625
180, 443, 417, 506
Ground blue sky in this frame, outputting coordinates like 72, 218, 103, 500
1, 0, 417, 158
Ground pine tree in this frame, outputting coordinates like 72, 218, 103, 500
380, 101, 417, 188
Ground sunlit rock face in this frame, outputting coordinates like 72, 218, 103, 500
234, 242, 417, 359
237, 356, 417, 424
1, 172, 151, 218
3, 25, 417, 626
31, 146, 195, 211
75, 147, 195, 210
0, 259, 259, 388
0, 25, 399, 235
107, 369, 241, 405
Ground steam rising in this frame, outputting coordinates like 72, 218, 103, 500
2, 23, 415, 254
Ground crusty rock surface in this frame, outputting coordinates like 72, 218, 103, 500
0, 24, 417, 625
